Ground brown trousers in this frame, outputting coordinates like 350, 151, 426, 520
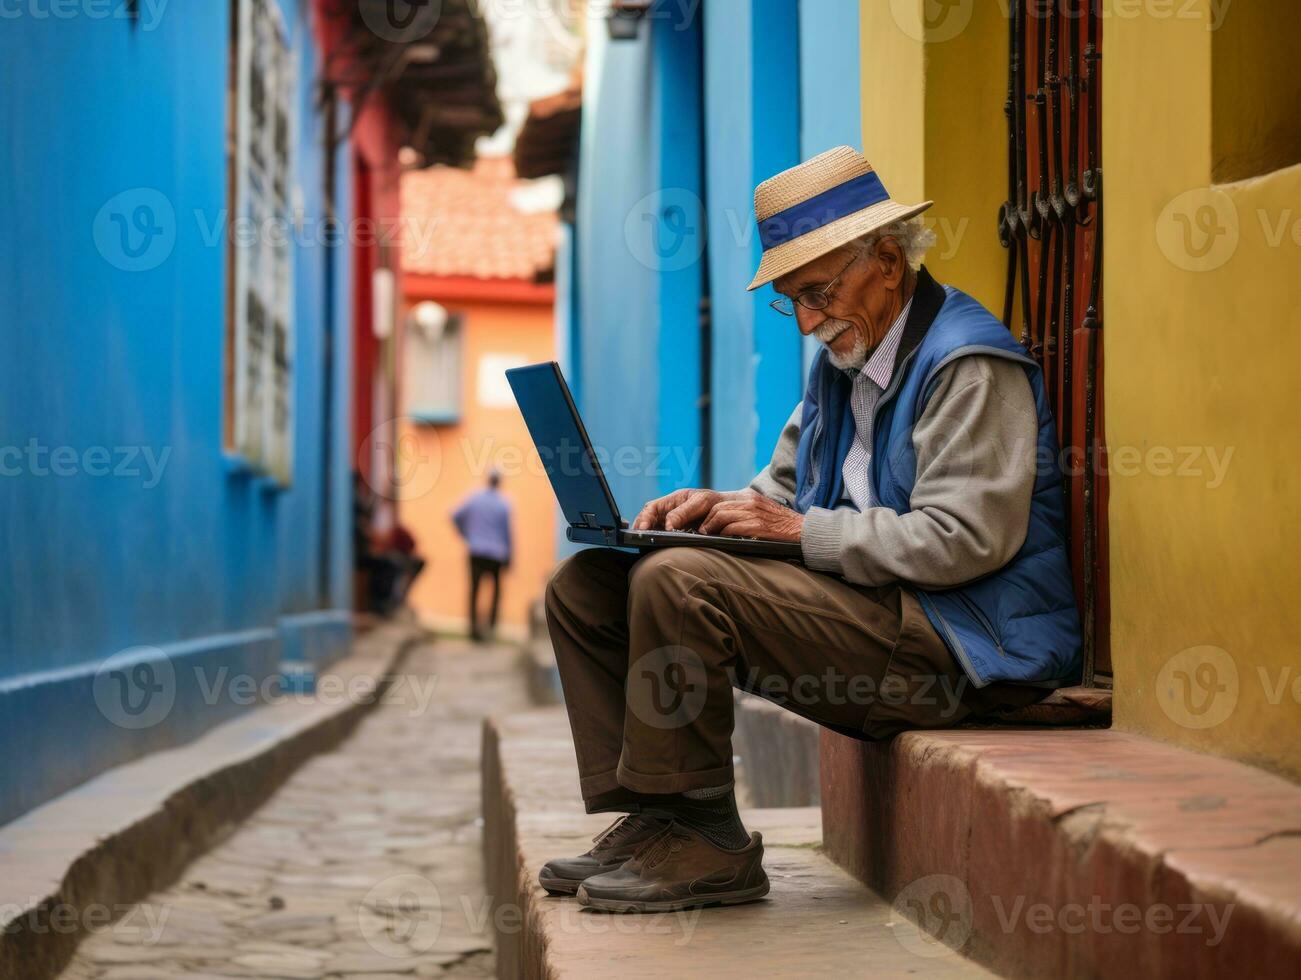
545, 547, 1045, 811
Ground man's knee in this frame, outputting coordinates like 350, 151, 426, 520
628, 547, 729, 610
544, 547, 624, 618
544, 553, 585, 617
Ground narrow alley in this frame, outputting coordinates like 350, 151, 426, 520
5, 2, 1300, 977
58, 640, 529, 980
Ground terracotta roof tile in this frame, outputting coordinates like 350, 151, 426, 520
401, 156, 558, 281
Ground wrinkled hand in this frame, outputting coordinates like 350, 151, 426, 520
698, 489, 804, 542
633, 488, 736, 531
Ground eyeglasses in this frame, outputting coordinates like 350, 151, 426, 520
769, 251, 861, 317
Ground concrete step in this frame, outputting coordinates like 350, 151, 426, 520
0, 622, 425, 980
481, 708, 992, 978
822, 727, 1301, 978
732, 691, 822, 807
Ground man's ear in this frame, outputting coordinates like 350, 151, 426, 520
876, 237, 906, 289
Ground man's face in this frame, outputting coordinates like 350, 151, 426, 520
773, 240, 908, 371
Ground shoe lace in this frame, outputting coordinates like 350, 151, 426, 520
591, 813, 658, 850
635, 824, 694, 870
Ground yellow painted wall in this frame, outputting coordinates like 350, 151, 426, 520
1210, 0, 1301, 182
859, 2, 926, 202
860, 0, 1008, 312
400, 299, 556, 633
861, 0, 1301, 779
1104, 1, 1301, 780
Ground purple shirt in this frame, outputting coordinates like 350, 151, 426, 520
452, 488, 512, 563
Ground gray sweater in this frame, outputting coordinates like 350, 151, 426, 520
749, 356, 1039, 589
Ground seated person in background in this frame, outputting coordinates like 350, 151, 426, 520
353, 472, 426, 616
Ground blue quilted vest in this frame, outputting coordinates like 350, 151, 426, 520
795, 280, 1083, 688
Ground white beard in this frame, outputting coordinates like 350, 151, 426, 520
816, 319, 868, 371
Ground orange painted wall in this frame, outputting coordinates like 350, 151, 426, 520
400, 295, 556, 632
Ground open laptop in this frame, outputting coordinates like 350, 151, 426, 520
506, 362, 802, 559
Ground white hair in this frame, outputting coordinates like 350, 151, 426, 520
846, 216, 936, 270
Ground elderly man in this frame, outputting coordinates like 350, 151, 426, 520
541, 147, 1083, 913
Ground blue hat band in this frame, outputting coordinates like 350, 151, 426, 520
757, 171, 891, 250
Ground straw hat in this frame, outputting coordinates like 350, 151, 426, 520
746, 146, 932, 291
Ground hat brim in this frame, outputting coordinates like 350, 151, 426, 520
746, 199, 934, 291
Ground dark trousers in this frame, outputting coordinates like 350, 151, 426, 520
544, 547, 1046, 812
361, 553, 426, 616
469, 555, 503, 638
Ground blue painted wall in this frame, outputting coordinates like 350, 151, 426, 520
0, 1, 353, 826
651, 11, 704, 492
703, 0, 804, 490
798, 0, 863, 373
560, 1, 860, 524
573, 23, 658, 517
572, 6, 704, 518
798, 1, 863, 158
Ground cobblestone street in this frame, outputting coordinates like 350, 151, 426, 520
58, 638, 528, 980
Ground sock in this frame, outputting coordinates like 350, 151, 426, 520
638, 785, 750, 850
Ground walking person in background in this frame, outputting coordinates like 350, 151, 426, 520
452, 471, 513, 641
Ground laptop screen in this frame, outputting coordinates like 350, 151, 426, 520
506, 362, 622, 531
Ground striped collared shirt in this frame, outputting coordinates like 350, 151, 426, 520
840, 298, 913, 511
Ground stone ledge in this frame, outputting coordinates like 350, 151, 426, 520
732, 692, 821, 807
0, 621, 427, 980
522, 599, 563, 707
821, 726, 1301, 979
482, 708, 990, 979
969, 685, 1112, 727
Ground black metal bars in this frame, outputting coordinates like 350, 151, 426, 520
1000, 0, 1108, 682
